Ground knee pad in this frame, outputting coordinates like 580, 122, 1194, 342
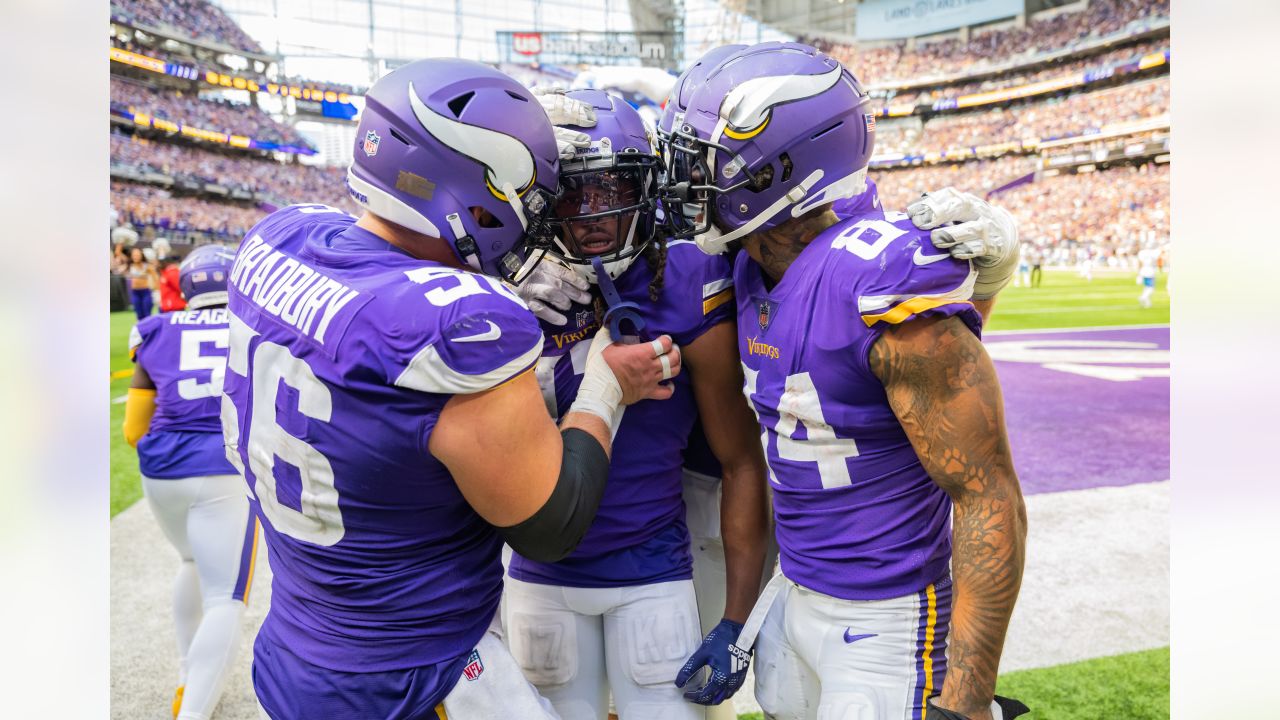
506, 610, 578, 687
816, 688, 889, 720
611, 592, 699, 687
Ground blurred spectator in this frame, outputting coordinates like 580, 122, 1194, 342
814, 0, 1168, 85
111, 76, 314, 150
109, 0, 263, 54
875, 78, 1168, 155
125, 246, 159, 321
112, 181, 266, 239
157, 254, 187, 313
875, 160, 1169, 266
875, 39, 1168, 107
111, 131, 354, 209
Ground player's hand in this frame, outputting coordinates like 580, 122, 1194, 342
906, 187, 1020, 300
533, 86, 597, 127
674, 619, 751, 706
553, 127, 592, 161
601, 332, 680, 404
926, 695, 1030, 720
515, 259, 592, 325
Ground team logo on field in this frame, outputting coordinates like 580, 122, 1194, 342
462, 649, 484, 681
363, 130, 381, 157
758, 300, 772, 331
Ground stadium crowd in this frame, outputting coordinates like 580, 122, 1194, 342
111, 132, 352, 207
111, 76, 314, 149
875, 160, 1169, 267
110, 0, 263, 55
873, 78, 1168, 155
876, 38, 1168, 108
112, 181, 266, 239
816, 0, 1168, 85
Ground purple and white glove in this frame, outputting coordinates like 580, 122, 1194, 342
674, 619, 751, 706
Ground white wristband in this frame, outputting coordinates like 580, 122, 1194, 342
567, 329, 625, 436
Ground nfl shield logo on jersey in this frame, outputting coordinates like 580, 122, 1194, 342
758, 300, 772, 331
462, 649, 484, 681
363, 131, 381, 157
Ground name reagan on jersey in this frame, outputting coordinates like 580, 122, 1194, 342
229, 234, 359, 344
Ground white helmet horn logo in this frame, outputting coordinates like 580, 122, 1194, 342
407, 82, 536, 200
719, 65, 844, 134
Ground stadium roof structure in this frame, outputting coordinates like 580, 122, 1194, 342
741, 0, 1079, 44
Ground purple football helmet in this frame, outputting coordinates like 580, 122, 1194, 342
346, 58, 561, 282
665, 42, 876, 254
179, 244, 236, 309
542, 89, 659, 283
656, 44, 747, 239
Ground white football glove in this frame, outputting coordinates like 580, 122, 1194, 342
907, 187, 1020, 300
533, 86, 597, 127
514, 258, 592, 326
533, 87, 597, 160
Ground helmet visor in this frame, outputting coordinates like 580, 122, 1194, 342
551, 166, 652, 262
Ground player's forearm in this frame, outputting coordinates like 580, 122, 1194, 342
937, 480, 1027, 716
719, 459, 769, 623
972, 297, 997, 324
559, 411, 613, 459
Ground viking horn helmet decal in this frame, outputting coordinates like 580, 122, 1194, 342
718, 65, 844, 138
407, 81, 537, 200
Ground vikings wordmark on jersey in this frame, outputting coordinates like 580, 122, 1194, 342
735, 210, 981, 601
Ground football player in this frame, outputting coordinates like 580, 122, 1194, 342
221, 59, 681, 719
664, 42, 1028, 720
123, 244, 254, 720
502, 88, 769, 720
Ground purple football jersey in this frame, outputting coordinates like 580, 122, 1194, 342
735, 210, 982, 601
509, 239, 735, 587
221, 204, 543, 672
129, 308, 236, 479
830, 177, 883, 220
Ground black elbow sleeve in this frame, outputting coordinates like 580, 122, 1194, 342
497, 428, 610, 563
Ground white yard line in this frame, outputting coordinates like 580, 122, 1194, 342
984, 323, 1170, 336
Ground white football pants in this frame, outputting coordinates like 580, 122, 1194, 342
752, 573, 952, 720
504, 577, 704, 720
144, 474, 259, 720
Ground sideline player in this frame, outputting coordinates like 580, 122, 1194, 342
666, 42, 1028, 720
1137, 242, 1159, 308
124, 244, 254, 720
222, 59, 682, 719
503, 89, 769, 720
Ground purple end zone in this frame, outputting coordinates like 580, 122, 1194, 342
984, 326, 1169, 495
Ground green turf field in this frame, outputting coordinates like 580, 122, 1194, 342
736, 647, 1170, 720
984, 268, 1169, 332
110, 310, 142, 517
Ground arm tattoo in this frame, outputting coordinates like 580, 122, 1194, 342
869, 316, 1027, 717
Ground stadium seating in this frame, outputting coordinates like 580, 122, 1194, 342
111, 77, 314, 149
109, 0, 263, 54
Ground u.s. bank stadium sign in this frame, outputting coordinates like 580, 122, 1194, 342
497, 31, 676, 68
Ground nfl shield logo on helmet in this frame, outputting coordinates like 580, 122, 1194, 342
363, 131, 381, 157
758, 300, 771, 331
462, 649, 484, 681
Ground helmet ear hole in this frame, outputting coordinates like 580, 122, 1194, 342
780, 153, 793, 183
468, 206, 504, 228
747, 164, 775, 193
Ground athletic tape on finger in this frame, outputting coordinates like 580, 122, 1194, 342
660, 354, 673, 380
650, 338, 666, 357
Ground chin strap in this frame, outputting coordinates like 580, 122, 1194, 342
590, 256, 646, 341
694, 169, 825, 254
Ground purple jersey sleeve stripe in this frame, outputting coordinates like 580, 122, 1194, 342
703, 288, 734, 316
231, 514, 261, 603
913, 582, 940, 720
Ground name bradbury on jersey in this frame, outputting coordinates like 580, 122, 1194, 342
229, 234, 359, 344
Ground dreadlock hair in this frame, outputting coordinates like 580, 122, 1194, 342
643, 235, 668, 302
